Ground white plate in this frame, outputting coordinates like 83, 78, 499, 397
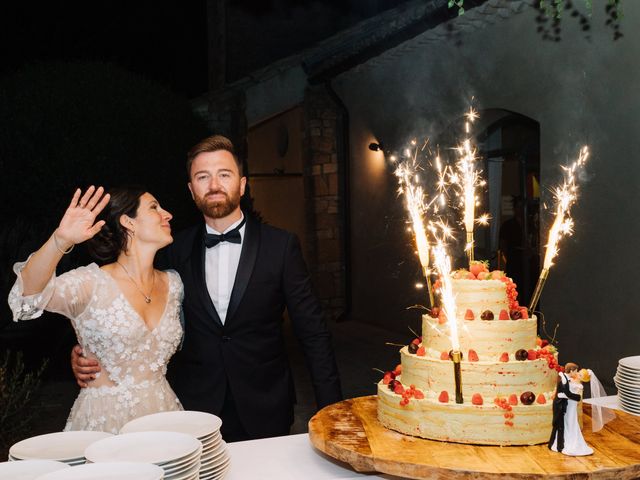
619, 356, 640, 370
617, 368, 640, 378
85, 431, 201, 465
201, 447, 227, 466
618, 401, 640, 414
199, 431, 221, 444
200, 456, 231, 475
10, 432, 113, 462
165, 461, 201, 480
614, 377, 640, 390
614, 373, 640, 384
120, 411, 222, 439
34, 461, 164, 480
163, 457, 201, 476
164, 461, 200, 478
168, 473, 199, 480
618, 397, 640, 411
203, 462, 231, 480
0, 460, 69, 479
615, 382, 640, 396
159, 447, 202, 469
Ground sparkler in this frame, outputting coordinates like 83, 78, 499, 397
434, 108, 488, 267
529, 146, 589, 312
395, 144, 435, 307
431, 236, 463, 403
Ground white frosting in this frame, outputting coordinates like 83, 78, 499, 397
450, 278, 510, 318
399, 348, 557, 399
378, 382, 553, 445
422, 315, 538, 358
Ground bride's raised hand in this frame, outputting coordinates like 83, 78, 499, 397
55, 186, 111, 247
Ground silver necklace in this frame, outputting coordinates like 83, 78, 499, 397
117, 261, 155, 304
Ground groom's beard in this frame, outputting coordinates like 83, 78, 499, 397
194, 188, 241, 219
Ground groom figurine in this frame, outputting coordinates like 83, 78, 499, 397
548, 362, 581, 452
73, 135, 343, 441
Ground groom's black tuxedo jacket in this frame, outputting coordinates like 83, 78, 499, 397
160, 213, 342, 438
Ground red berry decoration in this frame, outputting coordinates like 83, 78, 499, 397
499, 352, 509, 362
508, 394, 518, 406
520, 391, 535, 405
438, 391, 449, 403
498, 309, 510, 320
388, 379, 398, 391
440, 351, 450, 360
519, 307, 529, 319
464, 309, 475, 320
383, 371, 395, 384
393, 364, 402, 375
509, 309, 522, 320
515, 349, 528, 361
536, 393, 547, 404
416, 346, 426, 357
480, 310, 494, 320
414, 390, 425, 399
428, 306, 440, 318
471, 393, 483, 405
468, 349, 479, 362
394, 383, 405, 394
408, 342, 419, 354
527, 349, 538, 360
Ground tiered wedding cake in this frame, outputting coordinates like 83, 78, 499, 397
377, 262, 559, 445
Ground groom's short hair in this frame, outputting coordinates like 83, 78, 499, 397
564, 362, 579, 373
186, 135, 243, 177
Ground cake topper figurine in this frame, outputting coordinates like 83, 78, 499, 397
549, 362, 614, 456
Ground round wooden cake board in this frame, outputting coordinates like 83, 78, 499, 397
308, 395, 640, 479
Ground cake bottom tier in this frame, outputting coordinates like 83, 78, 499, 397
378, 382, 553, 446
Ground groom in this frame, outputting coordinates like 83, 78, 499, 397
73, 135, 343, 441
548, 362, 581, 452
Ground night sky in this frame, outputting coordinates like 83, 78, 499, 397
1, 0, 409, 98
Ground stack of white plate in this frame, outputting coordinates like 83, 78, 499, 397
34, 462, 165, 480
9, 431, 113, 465
0, 459, 69, 480
614, 355, 640, 415
120, 411, 230, 480
85, 431, 202, 480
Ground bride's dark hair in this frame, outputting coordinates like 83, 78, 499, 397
87, 186, 146, 264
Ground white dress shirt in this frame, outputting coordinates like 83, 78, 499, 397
204, 215, 245, 324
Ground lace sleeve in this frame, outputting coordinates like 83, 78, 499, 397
8, 258, 97, 322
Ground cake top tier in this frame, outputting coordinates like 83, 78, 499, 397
434, 261, 525, 320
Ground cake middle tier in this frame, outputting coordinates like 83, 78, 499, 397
400, 347, 557, 399
422, 314, 538, 358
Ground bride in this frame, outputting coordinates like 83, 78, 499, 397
8, 186, 184, 433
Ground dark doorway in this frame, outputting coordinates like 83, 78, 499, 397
476, 109, 540, 306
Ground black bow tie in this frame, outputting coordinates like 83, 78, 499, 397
204, 217, 246, 248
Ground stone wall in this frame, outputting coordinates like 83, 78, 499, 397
303, 85, 346, 321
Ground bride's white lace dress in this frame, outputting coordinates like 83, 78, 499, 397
9, 261, 184, 434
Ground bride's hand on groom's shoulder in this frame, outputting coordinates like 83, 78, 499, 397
71, 345, 101, 388
56, 186, 111, 248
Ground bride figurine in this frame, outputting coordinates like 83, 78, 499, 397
549, 362, 593, 456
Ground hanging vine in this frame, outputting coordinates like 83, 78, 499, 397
448, 0, 623, 41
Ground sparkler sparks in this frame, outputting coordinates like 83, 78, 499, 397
395, 151, 435, 306
529, 146, 589, 311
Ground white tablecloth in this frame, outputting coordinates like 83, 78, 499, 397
225, 433, 401, 479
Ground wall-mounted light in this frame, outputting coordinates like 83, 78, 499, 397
368, 142, 384, 152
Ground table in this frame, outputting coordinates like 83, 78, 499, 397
225, 432, 402, 479
308, 395, 640, 479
